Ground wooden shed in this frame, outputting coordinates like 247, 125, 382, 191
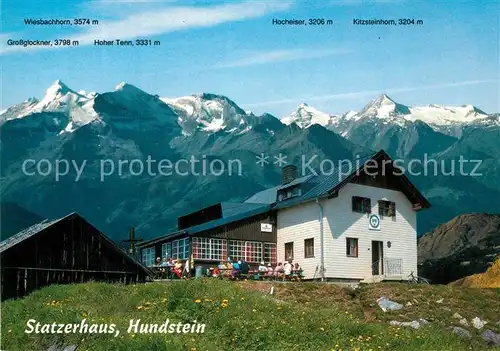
0, 212, 152, 300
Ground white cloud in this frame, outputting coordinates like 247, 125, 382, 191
215, 48, 352, 68
243, 79, 498, 108
328, 0, 405, 5
74, 1, 291, 43
1, 1, 291, 54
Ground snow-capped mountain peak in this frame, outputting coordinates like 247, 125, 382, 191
281, 103, 334, 128
407, 103, 490, 126
161, 93, 252, 134
113, 82, 150, 97
46, 79, 72, 95
358, 93, 411, 119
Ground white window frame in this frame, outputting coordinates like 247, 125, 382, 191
171, 238, 190, 260
264, 242, 277, 264
141, 247, 155, 266
161, 242, 171, 259
192, 237, 227, 261
228, 240, 263, 263
346, 238, 359, 257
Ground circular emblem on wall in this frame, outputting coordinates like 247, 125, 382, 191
368, 214, 381, 230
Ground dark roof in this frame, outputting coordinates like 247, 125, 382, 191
0, 212, 152, 275
273, 152, 376, 209
273, 150, 430, 210
220, 202, 266, 218
0, 213, 74, 254
136, 229, 186, 248
244, 185, 281, 204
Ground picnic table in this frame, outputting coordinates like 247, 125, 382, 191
150, 265, 182, 279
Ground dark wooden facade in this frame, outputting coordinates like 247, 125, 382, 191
196, 211, 277, 242
0, 213, 151, 300
139, 211, 277, 267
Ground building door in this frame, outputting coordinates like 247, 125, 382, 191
371, 241, 384, 275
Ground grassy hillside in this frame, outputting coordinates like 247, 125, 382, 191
1, 280, 499, 351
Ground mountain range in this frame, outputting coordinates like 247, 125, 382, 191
1, 80, 499, 241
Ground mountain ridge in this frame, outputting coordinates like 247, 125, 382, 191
1, 80, 499, 241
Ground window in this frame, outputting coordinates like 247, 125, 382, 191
378, 200, 396, 217
277, 186, 302, 202
228, 240, 263, 263
161, 242, 171, 259
171, 238, 190, 260
141, 247, 155, 266
246, 241, 263, 263
264, 243, 277, 264
191, 237, 227, 261
211, 238, 227, 261
352, 196, 371, 213
304, 238, 314, 258
285, 242, 294, 261
228, 240, 245, 261
346, 238, 358, 257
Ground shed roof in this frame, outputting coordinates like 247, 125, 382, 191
0, 212, 152, 275
0, 213, 74, 254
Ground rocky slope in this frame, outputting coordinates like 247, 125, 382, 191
418, 213, 500, 284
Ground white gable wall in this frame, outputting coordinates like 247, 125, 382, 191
276, 201, 322, 279
277, 183, 417, 281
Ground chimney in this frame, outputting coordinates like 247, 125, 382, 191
282, 165, 298, 184
128, 227, 135, 255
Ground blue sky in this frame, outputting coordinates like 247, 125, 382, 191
1, 0, 499, 116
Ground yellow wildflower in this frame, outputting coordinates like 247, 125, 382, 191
136, 305, 144, 310
194, 299, 201, 303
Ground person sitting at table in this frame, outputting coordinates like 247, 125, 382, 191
258, 261, 267, 273
212, 266, 221, 278
293, 262, 302, 273
223, 261, 233, 278
218, 261, 227, 270
266, 263, 274, 277
232, 260, 241, 276
155, 257, 161, 266
284, 260, 293, 278
292, 262, 302, 280
239, 260, 249, 275
172, 259, 183, 279
274, 262, 284, 278
157, 257, 168, 278
167, 258, 175, 267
